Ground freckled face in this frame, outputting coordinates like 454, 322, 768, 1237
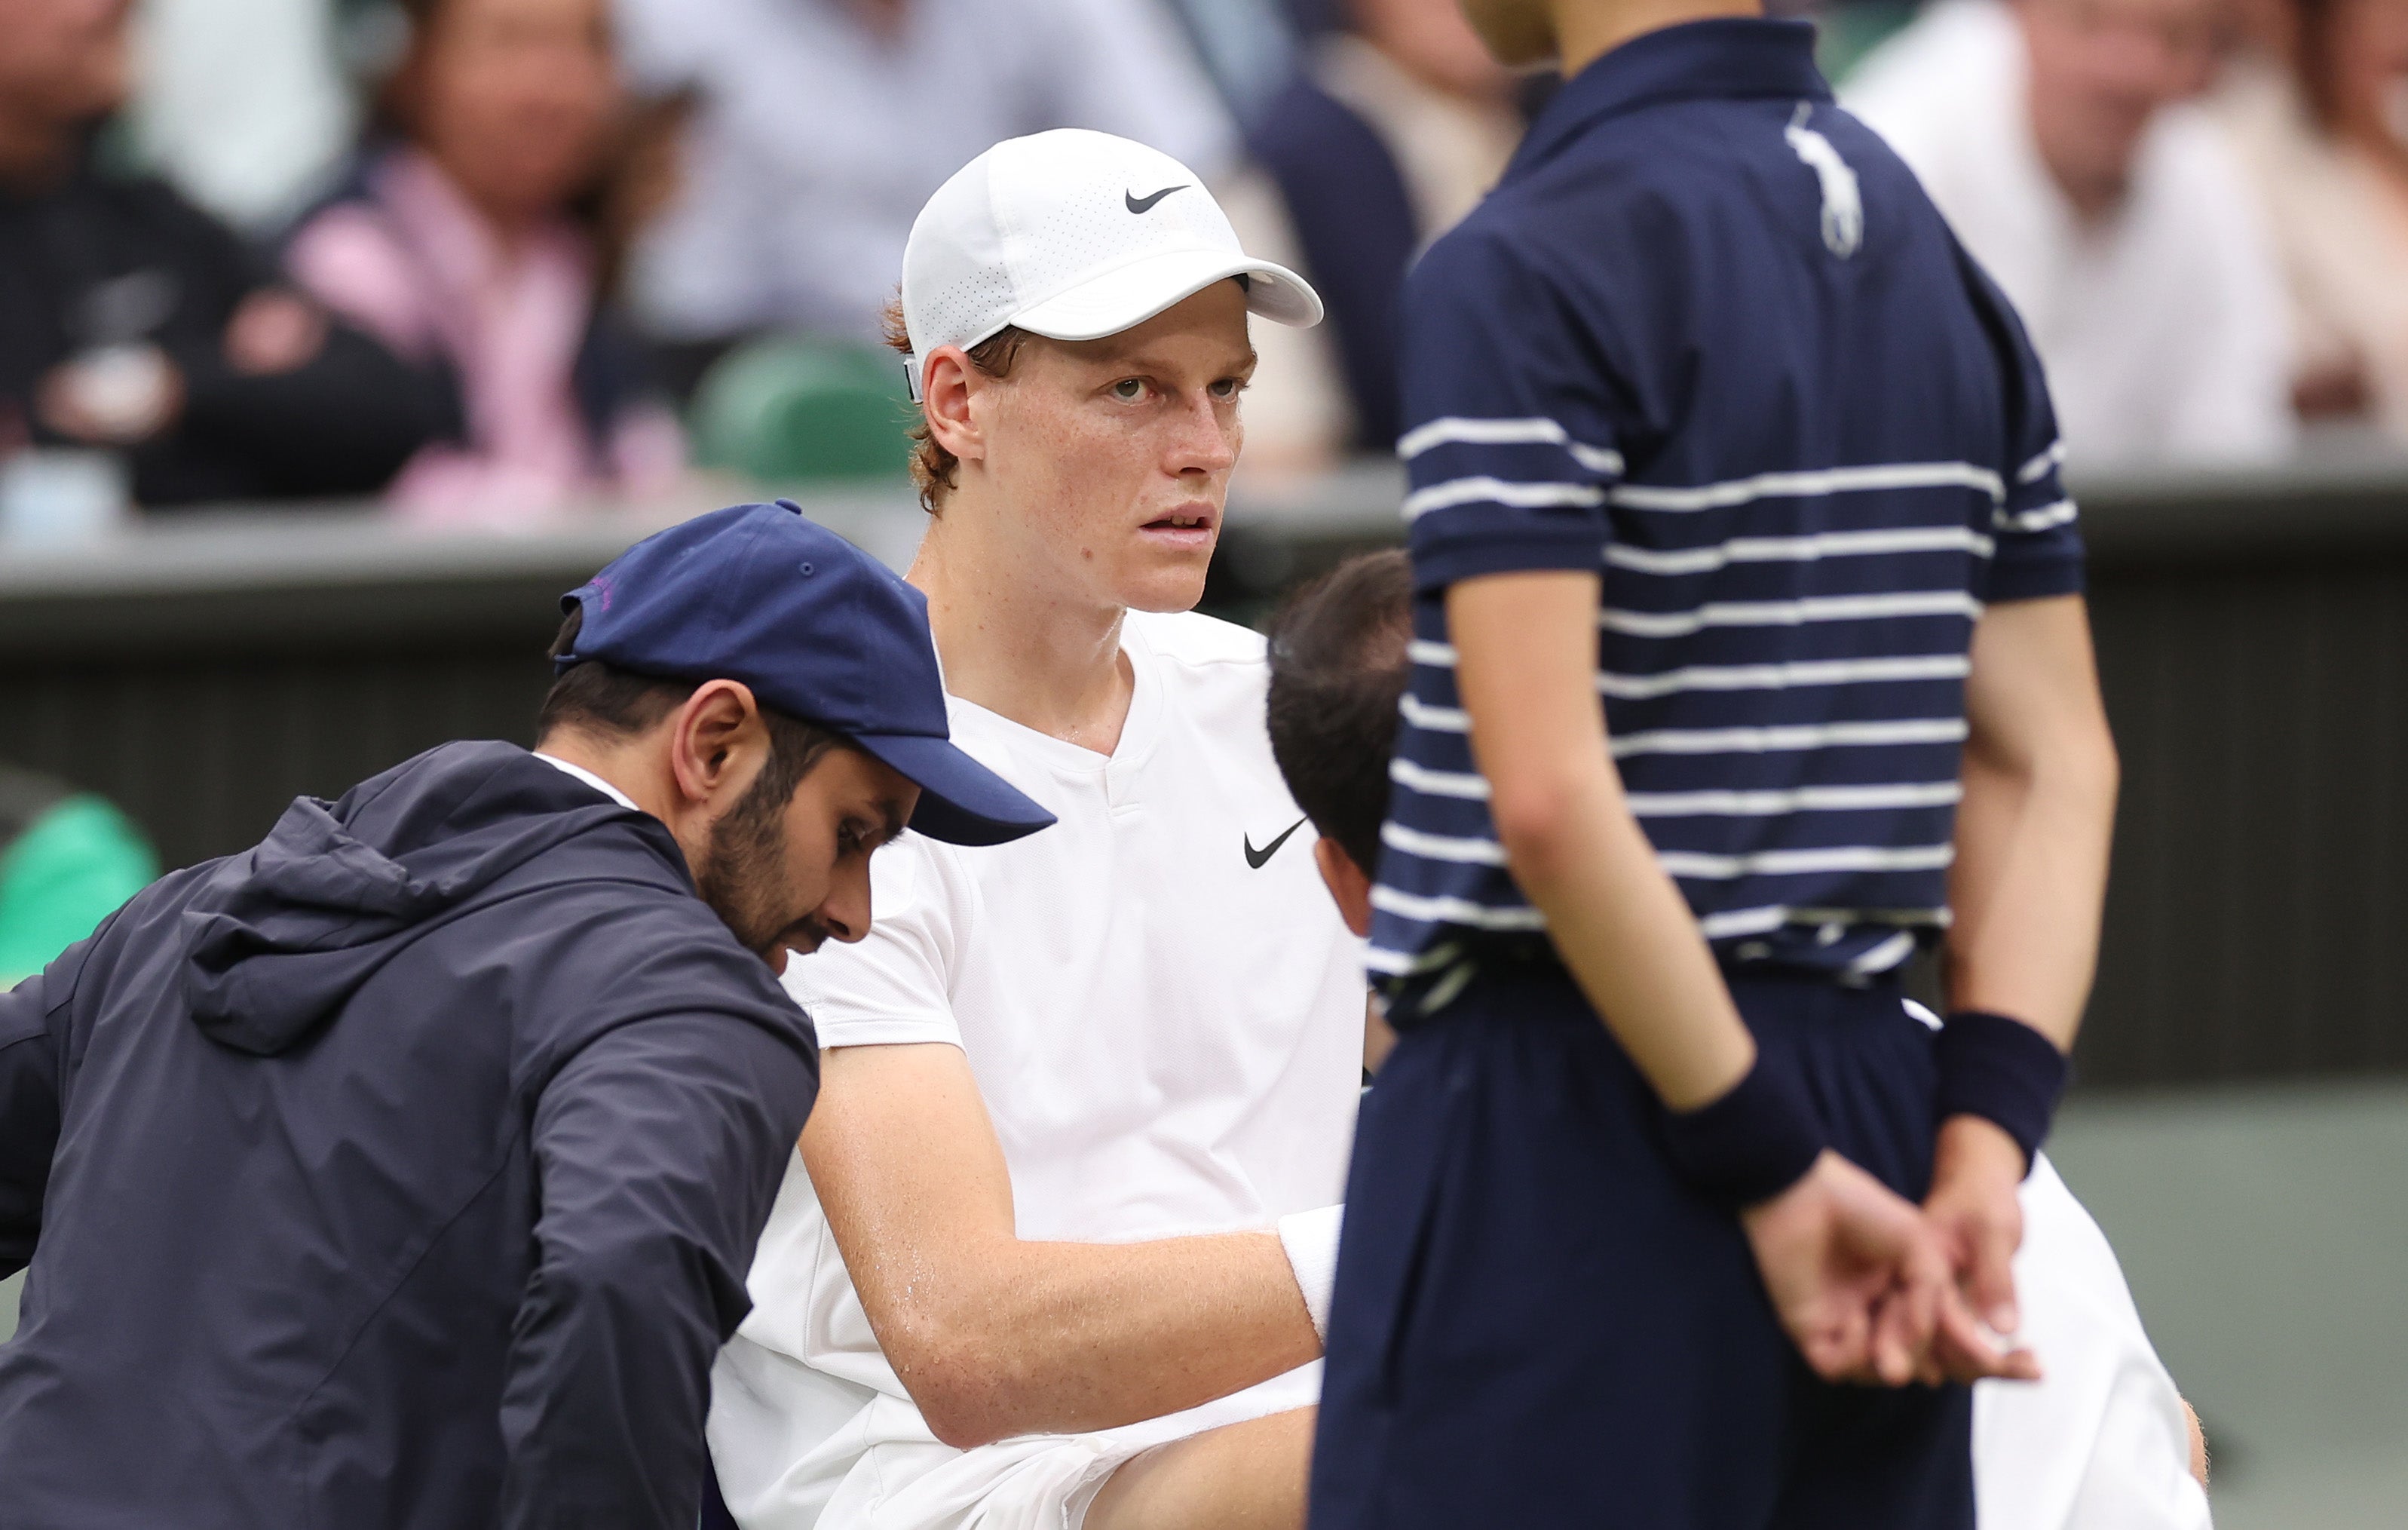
973, 281, 1256, 615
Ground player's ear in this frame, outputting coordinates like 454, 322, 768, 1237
1314, 836, 1375, 938
922, 346, 985, 465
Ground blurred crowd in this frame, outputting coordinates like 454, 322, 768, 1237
0, 0, 2403, 532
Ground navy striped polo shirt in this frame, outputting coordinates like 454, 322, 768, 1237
1368, 17, 2085, 985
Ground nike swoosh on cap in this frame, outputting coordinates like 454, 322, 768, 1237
1245, 817, 1308, 869
1125, 185, 1190, 215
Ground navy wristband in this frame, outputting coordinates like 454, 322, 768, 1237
1661, 1053, 1827, 1207
1935, 1010, 2069, 1171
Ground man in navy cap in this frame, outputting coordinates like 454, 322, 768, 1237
0, 502, 1051, 1530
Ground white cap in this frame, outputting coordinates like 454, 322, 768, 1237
899, 128, 1322, 395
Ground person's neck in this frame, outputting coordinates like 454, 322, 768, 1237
0, 112, 81, 195
418, 146, 547, 257
535, 731, 675, 817
1552, 0, 1761, 78
2030, 112, 2128, 224
2048, 165, 2125, 224
908, 498, 1136, 757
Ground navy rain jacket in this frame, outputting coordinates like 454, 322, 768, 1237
0, 740, 819, 1528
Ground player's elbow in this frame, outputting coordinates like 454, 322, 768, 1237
887, 1340, 1017, 1449
1487, 766, 1597, 882
914, 1389, 1012, 1452
875, 1304, 1031, 1450
2032, 712, 2121, 826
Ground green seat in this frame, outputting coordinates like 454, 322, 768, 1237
689, 337, 917, 485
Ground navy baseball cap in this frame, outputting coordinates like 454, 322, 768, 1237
556, 501, 1054, 846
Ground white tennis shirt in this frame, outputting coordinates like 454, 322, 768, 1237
709, 611, 1366, 1525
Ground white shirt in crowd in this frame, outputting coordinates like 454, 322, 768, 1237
132, 0, 353, 228
1845, 0, 2294, 472
611, 0, 1239, 342
708, 612, 1365, 1528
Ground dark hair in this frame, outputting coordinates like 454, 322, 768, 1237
1265, 550, 1415, 877
535, 605, 843, 798
881, 293, 1031, 515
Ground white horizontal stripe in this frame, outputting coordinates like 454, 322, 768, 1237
1610, 717, 1969, 757
1598, 653, 1971, 700
1696, 904, 1792, 940
1609, 461, 2005, 513
1399, 693, 1469, 731
1657, 843, 1956, 879
1396, 415, 1624, 476
1604, 525, 1995, 576
1846, 929, 1920, 975
1363, 946, 1420, 977
1370, 885, 1548, 930
1694, 903, 1952, 940
1390, 757, 1490, 799
1398, 416, 1561, 458
1381, 821, 1507, 865
1407, 639, 1457, 667
2018, 440, 2067, 484
1625, 781, 1963, 817
1995, 498, 2077, 534
1371, 936, 1480, 979
1599, 590, 1981, 638
1403, 477, 1605, 520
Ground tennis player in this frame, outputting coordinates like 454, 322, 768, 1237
1266, 551, 2210, 1530
705, 130, 1361, 1530
1309, 2, 2125, 1525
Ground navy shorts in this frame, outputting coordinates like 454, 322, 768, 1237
1309, 960, 1971, 1530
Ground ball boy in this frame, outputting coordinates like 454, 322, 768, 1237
1267, 551, 2204, 1530
1310, 3, 2121, 1526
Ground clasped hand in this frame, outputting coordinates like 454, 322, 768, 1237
1738, 1116, 2044, 1387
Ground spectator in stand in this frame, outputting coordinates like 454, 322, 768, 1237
0, 763, 153, 988
2217, 0, 2408, 437
0, 0, 452, 507
610, 0, 1237, 348
1847, 0, 2297, 471
285, 0, 689, 523
1237, 0, 1524, 460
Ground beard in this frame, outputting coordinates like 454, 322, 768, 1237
694, 770, 830, 962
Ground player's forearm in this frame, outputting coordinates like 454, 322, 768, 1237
805, 1044, 1319, 1448
1945, 601, 2120, 1050
1449, 572, 1754, 1110
1945, 744, 2115, 1047
1503, 768, 1756, 1109
879, 1226, 1320, 1448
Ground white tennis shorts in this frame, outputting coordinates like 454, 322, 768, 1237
717, 1360, 1321, 1530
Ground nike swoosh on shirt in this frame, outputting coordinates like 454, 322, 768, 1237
1245, 817, 1309, 869
1125, 185, 1190, 214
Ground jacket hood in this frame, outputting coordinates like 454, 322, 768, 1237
181, 741, 679, 1056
